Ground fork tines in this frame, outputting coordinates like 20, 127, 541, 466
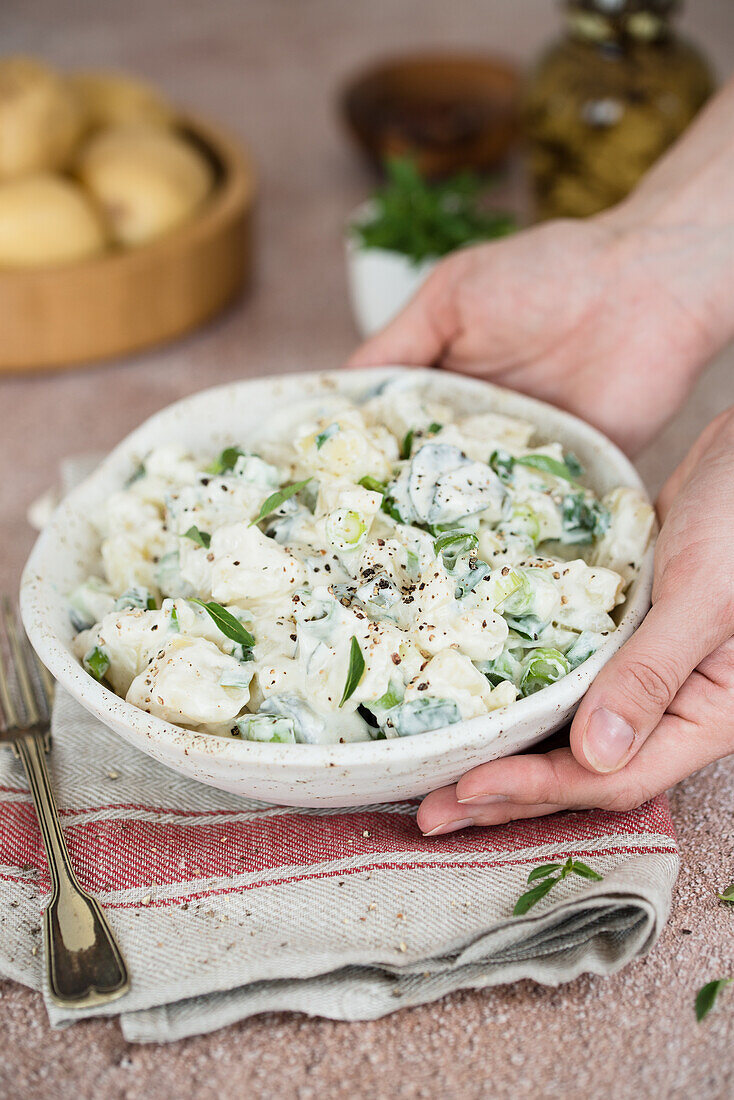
0, 598, 53, 738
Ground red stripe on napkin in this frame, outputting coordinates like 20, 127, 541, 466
0, 795, 676, 904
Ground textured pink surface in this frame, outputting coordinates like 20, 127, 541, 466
1, 1, 733, 1096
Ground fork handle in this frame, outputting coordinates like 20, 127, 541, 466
15, 731, 130, 1008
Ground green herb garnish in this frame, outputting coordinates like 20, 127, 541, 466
84, 646, 110, 682
359, 475, 387, 494
561, 492, 610, 544
401, 430, 414, 460
183, 525, 211, 549
695, 979, 731, 1022
190, 600, 255, 649
513, 857, 603, 916
250, 478, 312, 527
718, 882, 734, 903
353, 156, 515, 265
315, 424, 339, 450
125, 462, 146, 486
381, 493, 404, 523
489, 448, 515, 482
515, 454, 581, 483
206, 446, 246, 475
427, 422, 443, 435
339, 636, 365, 707
169, 604, 179, 632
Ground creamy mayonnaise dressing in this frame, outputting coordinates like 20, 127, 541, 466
71, 379, 654, 744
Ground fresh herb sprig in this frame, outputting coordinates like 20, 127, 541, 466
695, 978, 732, 1022
513, 857, 603, 916
353, 157, 516, 266
250, 479, 312, 527
190, 599, 255, 649
184, 525, 211, 549
206, 447, 247, 475
490, 449, 584, 486
717, 882, 734, 903
339, 636, 365, 707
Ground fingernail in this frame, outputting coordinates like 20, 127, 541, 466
422, 817, 474, 837
583, 707, 635, 772
456, 793, 509, 805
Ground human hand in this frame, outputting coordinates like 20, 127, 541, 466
348, 214, 717, 456
416, 408, 734, 836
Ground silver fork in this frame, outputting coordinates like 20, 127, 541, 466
0, 599, 129, 1008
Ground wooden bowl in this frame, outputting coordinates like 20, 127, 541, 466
340, 53, 520, 179
0, 115, 256, 373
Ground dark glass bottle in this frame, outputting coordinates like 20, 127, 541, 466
525, 0, 714, 219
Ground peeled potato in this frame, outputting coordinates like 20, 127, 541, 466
77, 125, 213, 245
0, 56, 86, 179
69, 70, 176, 130
0, 174, 106, 266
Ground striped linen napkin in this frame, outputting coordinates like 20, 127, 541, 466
0, 688, 679, 1043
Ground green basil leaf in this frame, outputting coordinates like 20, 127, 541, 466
339, 636, 365, 707
190, 599, 255, 649
516, 454, 580, 483
513, 875, 558, 916
526, 863, 562, 884
695, 979, 731, 1022
718, 882, 734, 903
315, 424, 339, 449
359, 475, 387, 494
84, 645, 110, 682
206, 446, 246, 475
569, 860, 604, 882
183, 525, 211, 549
125, 462, 146, 486
401, 429, 414, 460
250, 478, 312, 526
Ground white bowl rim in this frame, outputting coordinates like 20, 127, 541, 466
20, 366, 655, 770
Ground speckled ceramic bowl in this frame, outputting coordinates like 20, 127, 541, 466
20, 368, 654, 807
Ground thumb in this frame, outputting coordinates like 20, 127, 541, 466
570, 584, 729, 774
346, 255, 461, 370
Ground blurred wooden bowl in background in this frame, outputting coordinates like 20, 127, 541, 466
0, 114, 255, 373
340, 53, 520, 178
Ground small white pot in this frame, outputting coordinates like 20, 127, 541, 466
345, 204, 437, 338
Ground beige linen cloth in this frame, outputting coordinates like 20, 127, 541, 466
0, 457, 679, 1042
0, 690, 679, 1043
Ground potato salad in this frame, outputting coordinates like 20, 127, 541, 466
71, 378, 654, 745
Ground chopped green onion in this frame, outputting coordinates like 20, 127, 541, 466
519, 648, 571, 696
434, 530, 478, 558
84, 646, 110, 682
358, 475, 387, 494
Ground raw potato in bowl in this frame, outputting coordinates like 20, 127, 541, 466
21, 370, 656, 806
